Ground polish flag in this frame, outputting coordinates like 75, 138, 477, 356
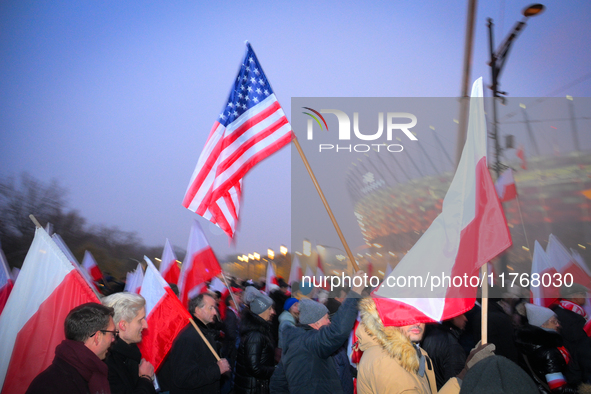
124, 263, 144, 294
316, 255, 328, 290
288, 256, 302, 286
547, 234, 591, 289
209, 275, 230, 319
0, 228, 99, 394
265, 261, 279, 295
139, 257, 193, 371
178, 220, 222, 308
531, 241, 560, 307
0, 247, 13, 315
159, 238, 180, 285
495, 168, 517, 202
82, 250, 103, 282
372, 78, 512, 325
52, 233, 101, 294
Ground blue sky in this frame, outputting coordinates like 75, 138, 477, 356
1, 1, 590, 261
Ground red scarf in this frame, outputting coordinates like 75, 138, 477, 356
559, 300, 589, 321
55, 339, 111, 394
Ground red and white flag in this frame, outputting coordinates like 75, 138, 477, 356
495, 168, 517, 202
124, 263, 144, 294
0, 228, 99, 394
288, 256, 302, 286
372, 78, 512, 325
52, 233, 101, 294
315, 255, 328, 290
265, 261, 278, 295
159, 239, 180, 285
531, 240, 560, 307
82, 250, 103, 282
139, 257, 193, 372
178, 220, 222, 307
182, 42, 292, 238
547, 234, 591, 289
0, 247, 13, 316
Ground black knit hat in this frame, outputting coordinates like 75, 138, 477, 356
460, 356, 538, 394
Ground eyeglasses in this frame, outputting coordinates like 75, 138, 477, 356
91, 329, 119, 338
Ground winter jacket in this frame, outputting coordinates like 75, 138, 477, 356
270, 292, 361, 394
421, 323, 467, 390
105, 337, 156, 394
168, 318, 222, 394
515, 324, 578, 394
552, 305, 591, 385
234, 309, 275, 394
277, 310, 296, 350
356, 298, 460, 394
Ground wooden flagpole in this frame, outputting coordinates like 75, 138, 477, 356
480, 265, 488, 344
189, 317, 221, 361
220, 272, 239, 311
292, 135, 359, 272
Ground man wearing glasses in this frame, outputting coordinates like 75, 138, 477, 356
26, 302, 116, 394
102, 292, 156, 394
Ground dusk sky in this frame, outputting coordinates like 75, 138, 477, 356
1, 1, 590, 263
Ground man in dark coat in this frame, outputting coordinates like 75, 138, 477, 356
234, 287, 276, 394
26, 303, 116, 394
167, 293, 230, 394
221, 293, 241, 394
269, 271, 364, 394
102, 292, 155, 394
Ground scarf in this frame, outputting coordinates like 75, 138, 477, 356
559, 299, 589, 321
55, 339, 111, 394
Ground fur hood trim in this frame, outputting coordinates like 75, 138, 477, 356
358, 298, 419, 373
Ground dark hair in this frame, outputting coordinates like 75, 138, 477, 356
189, 293, 214, 313
65, 303, 114, 342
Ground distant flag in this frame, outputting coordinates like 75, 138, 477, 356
367, 261, 374, 278
178, 220, 222, 307
159, 238, 180, 285
182, 42, 292, 238
547, 234, 591, 289
288, 256, 302, 286
495, 168, 517, 202
10, 267, 19, 283
265, 261, 278, 295
0, 227, 99, 394
124, 263, 144, 294
531, 240, 560, 307
316, 254, 328, 290
516, 145, 527, 170
372, 79, 512, 325
210, 275, 231, 320
81, 250, 103, 282
139, 257, 193, 371
52, 234, 101, 295
0, 247, 13, 315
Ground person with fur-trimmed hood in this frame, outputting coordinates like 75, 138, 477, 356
356, 298, 494, 394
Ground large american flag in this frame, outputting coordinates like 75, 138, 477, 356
183, 43, 292, 237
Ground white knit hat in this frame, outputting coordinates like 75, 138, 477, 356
525, 303, 556, 328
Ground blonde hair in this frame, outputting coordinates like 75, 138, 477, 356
102, 292, 146, 324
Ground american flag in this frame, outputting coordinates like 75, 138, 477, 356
183, 42, 292, 237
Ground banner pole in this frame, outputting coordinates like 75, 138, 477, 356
292, 135, 359, 272
480, 265, 488, 344
189, 318, 221, 361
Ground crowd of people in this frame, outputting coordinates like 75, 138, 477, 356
24, 272, 591, 394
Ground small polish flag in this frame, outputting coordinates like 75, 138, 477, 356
495, 168, 517, 202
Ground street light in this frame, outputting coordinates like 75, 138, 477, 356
487, 3, 545, 177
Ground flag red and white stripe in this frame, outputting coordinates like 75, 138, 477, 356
372, 78, 512, 325
182, 43, 292, 238
547, 234, 591, 289
0, 228, 99, 394
0, 247, 13, 316
82, 250, 103, 282
139, 257, 193, 372
159, 238, 180, 285
495, 168, 517, 202
288, 256, 302, 286
265, 261, 278, 295
178, 220, 222, 308
531, 240, 560, 307
124, 263, 144, 294
52, 234, 101, 294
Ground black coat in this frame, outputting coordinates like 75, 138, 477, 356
270, 292, 361, 394
552, 305, 591, 385
26, 356, 89, 394
421, 323, 467, 390
222, 308, 240, 366
234, 309, 275, 394
105, 337, 156, 394
473, 300, 519, 363
516, 324, 577, 393
168, 318, 222, 394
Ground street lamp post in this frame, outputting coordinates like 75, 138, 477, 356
487, 4, 545, 177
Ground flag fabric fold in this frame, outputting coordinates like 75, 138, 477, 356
531, 240, 560, 307
124, 263, 144, 294
547, 234, 591, 289
372, 78, 512, 326
0, 247, 13, 316
0, 228, 99, 394
182, 42, 292, 238
265, 261, 278, 295
178, 220, 222, 307
139, 257, 193, 372
159, 238, 180, 285
288, 256, 302, 286
495, 168, 517, 202
82, 250, 103, 282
